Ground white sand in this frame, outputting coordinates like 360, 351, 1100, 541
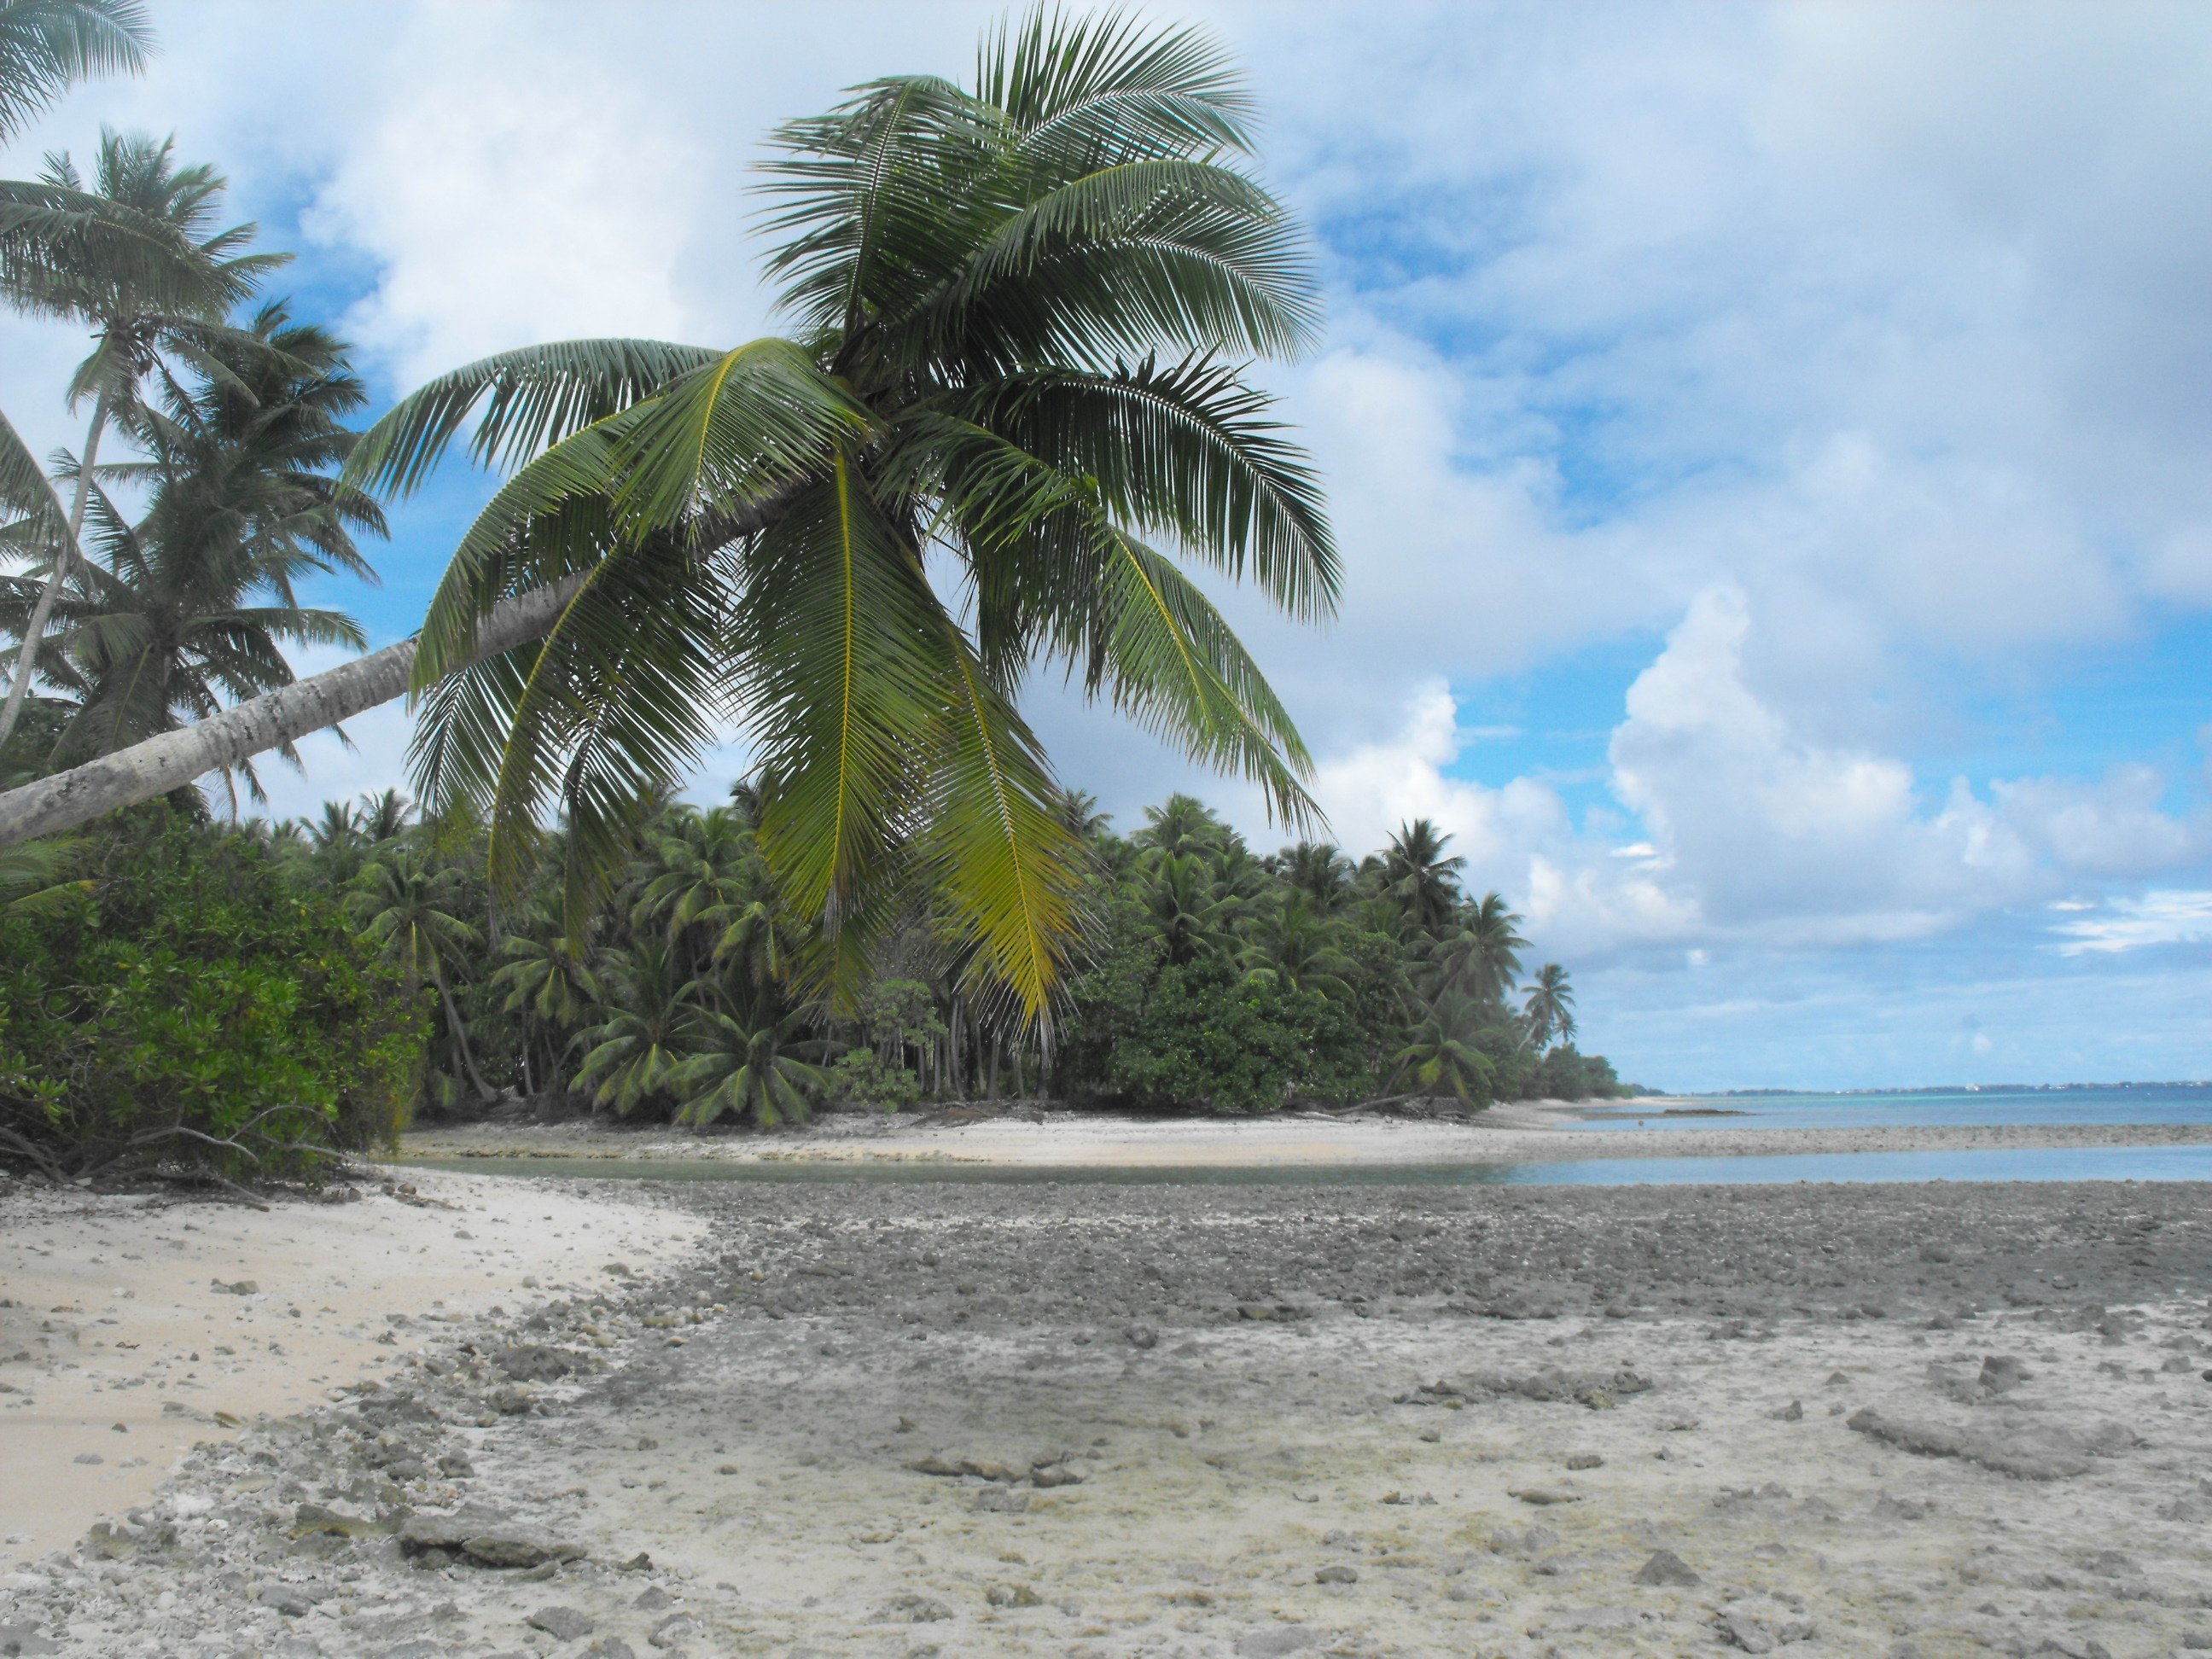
0, 1170, 707, 1563
400, 1102, 2212, 1170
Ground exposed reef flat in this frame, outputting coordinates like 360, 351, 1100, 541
3, 1177, 2209, 1656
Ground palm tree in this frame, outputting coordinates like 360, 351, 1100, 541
632, 804, 757, 952
13, 305, 379, 800
490, 899, 603, 1097
0, 131, 285, 750
1281, 838, 1351, 911
358, 787, 412, 843
1245, 891, 1353, 998
1382, 818, 1464, 936
1522, 962, 1575, 1051
0, 9, 1338, 1012
346, 845, 495, 1102
1144, 849, 1237, 965
0, 0, 149, 145
669, 1001, 828, 1128
1390, 990, 1494, 1105
570, 934, 701, 1116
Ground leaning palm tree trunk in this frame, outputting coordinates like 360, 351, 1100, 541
0, 574, 580, 847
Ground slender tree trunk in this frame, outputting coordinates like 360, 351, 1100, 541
430, 958, 497, 1103
0, 394, 109, 752
0, 573, 585, 847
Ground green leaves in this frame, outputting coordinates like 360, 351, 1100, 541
0, 0, 153, 144
373, 6, 1335, 1022
342, 337, 724, 498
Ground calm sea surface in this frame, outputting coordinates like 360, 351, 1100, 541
1576, 1083, 2212, 1132
391, 1085, 2212, 1188
397, 1142, 2212, 1188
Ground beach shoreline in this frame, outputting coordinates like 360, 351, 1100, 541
393, 1099, 2212, 1170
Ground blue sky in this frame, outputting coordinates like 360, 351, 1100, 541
4, 2, 2209, 1090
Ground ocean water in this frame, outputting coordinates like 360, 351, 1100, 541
1573, 1083, 2212, 1132
396, 1143, 2212, 1187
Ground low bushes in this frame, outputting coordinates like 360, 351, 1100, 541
0, 810, 427, 1185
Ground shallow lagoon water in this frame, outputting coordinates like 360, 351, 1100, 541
397, 1143, 2212, 1186
1580, 1081, 2212, 1132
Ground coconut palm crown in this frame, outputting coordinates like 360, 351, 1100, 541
341, 8, 1335, 1020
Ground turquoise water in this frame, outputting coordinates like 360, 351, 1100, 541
397, 1144, 2212, 1187
1576, 1083, 2212, 1132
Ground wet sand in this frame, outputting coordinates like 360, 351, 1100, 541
4, 1170, 2209, 1657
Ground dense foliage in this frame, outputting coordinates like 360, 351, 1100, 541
43, 786, 1624, 1135
0, 809, 425, 1183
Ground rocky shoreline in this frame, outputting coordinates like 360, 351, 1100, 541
4, 1177, 2210, 1656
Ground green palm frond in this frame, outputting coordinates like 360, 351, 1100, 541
0, 0, 153, 144
341, 337, 724, 497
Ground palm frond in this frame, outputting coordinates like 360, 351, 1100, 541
343, 337, 724, 497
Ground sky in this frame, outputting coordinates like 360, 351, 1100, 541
4, 0, 2210, 1091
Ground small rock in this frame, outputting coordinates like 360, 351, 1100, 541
257, 1586, 314, 1617
1633, 1550, 1701, 1587
1978, 1354, 2031, 1394
1314, 1565, 1359, 1585
526, 1606, 595, 1642
585, 1641, 636, 1659
1565, 1453, 1603, 1470
1774, 1400, 1804, 1421
1124, 1324, 1159, 1350
986, 1583, 1044, 1607
972, 1488, 1028, 1513
633, 1586, 673, 1610
1508, 1488, 1581, 1505
648, 1614, 699, 1649
71, 1452, 102, 1465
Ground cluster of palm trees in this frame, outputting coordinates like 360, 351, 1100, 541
1108, 797, 1584, 1103
2, 4, 376, 812
2, 3, 1352, 1030
256, 783, 1605, 1126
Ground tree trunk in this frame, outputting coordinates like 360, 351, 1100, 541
0, 574, 584, 847
0, 393, 108, 752
430, 957, 498, 1104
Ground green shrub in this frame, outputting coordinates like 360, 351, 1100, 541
1102, 956, 1371, 1114
829, 1048, 922, 1112
0, 811, 428, 1184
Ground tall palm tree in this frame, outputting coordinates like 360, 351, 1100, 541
1522, 961, 1575, 1051
0, 131, 285, 749
1144, 848, 1237, 965
358, 786, 412, 844
1281, 838, 1351, 911
346, 845, 495, 1102
0, 0, 149, 144
1382, 818, 1464, 936
12, 305, 379, 799
313, 8, 1331, 1020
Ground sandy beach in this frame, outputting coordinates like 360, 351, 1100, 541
3, 1136, 2209, 1657
398, 1099, 2212, 1168
0, 1170, 707, 1567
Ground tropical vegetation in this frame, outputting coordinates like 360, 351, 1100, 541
0, 5, 1639, 1185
